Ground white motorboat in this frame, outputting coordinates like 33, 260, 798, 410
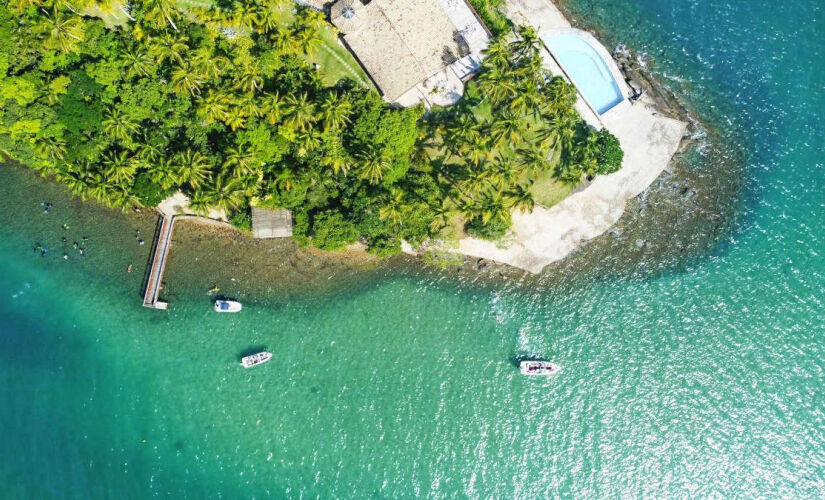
241, 352, 272, 368
214, 300, 242, 313
519, 360, 561, 376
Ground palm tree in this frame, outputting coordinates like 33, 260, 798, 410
201, 174, 245, 213
504, 183, 535, 213
320, 144, 350, 176
482, 38, 511, 70
488, 156, 519, 185
102, 108, 138, 143
378, 188, 406, 227
143, 0, 181, 31
171, 64, 202, 96
357, 149, 391, 185
443, 113, 481, 154
476, 67, 517, 106
8, 0, 42, 13
428, 202, 453, 234
36, 136, 67, 163
173, 149, 211, 189
255, 3, 282, 34
541, 77, 577, 115
490, 113, 522, 149
300, 9, 327, 31
270, 27, 296, 55
191, 47, 228, 80
318, 93, 351, 131
296, 129, 322, 157
146, 158, 178, 189
234, 64, 264, 93
224, 113, 246, 131
261, 91, 283, 125
508, 80, 542, 117
516, 145, 549, 177
136, 141, 165, 164
460, 135, 492, 166
120, 46, 155, 78
149, 33, 189, 65
293, 25, 321, 57
236, 95, 264, 120
478, 192, 509, 225
535, 113, 565, 152
232, 0, 259, 31
102, 150, 137, 184
555, 112, 580, 160
512, 26, 540, 58
284, 92, 316, 132
222, 145, 260, 178
197, 91, 231, 125
37, 8, 85, 54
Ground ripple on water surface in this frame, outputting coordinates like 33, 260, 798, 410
1, 0, 825, 495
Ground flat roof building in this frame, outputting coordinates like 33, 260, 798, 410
330, 0, 489, 106
251, 207, 293, 239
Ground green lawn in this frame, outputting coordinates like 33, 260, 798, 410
529, 167, 574, 208
83, 1, 132, 28
308, 27, 372, 87
278, 7, 372, 88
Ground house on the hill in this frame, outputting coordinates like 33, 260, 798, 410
329, 0, 490, 107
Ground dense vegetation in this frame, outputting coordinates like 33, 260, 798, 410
425, 26, 624, 239
466, 0, 511, 36
0, 0, 622, 254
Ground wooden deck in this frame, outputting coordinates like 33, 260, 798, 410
142, 215, 176, 309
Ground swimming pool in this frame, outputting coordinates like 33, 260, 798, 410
543, 32, 625, 115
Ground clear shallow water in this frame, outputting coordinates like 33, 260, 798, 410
1, 0, 824, 497
544, 33, 624, 113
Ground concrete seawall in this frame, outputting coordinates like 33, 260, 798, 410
438, 0, 688, 274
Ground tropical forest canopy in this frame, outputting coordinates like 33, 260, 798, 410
0, 0, 622, 254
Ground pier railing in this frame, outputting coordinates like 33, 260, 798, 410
142, 215, 175, 309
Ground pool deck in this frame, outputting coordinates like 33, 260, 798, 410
446, 0, 688, 273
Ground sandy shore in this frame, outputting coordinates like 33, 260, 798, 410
410, 0, 688, 274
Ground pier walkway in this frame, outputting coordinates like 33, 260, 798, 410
142, 215, 176, 309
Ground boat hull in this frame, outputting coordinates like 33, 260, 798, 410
241, 352, 272, 368
214, 300, 242, 313
520, 361, 561, 376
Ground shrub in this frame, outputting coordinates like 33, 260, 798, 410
594, 130, 624, 175
132, 173, 173, 207
310, 210, 359, 251
465, 214, 512, 240
229, 208, 252, 231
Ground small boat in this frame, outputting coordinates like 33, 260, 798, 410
214, 300, 242, 313
241, 352, 272, 368
520, 360, 561, 376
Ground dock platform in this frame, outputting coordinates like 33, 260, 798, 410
142, 215, 175, 309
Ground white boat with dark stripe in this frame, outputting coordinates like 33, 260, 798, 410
520, 361, 561, 376
214, 300, 242, 313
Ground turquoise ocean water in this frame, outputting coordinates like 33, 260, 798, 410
1, 0, 824, 497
